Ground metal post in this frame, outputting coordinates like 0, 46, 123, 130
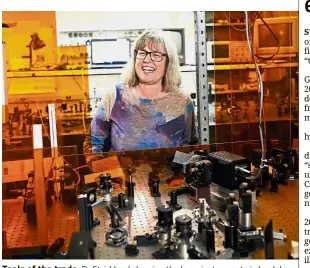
194, 11, 209, 144
33, 124, 48, 245
48, 103, 61, 199
2, 42, 9, 124
78, 194, 89, 232
48, 103, 58, 149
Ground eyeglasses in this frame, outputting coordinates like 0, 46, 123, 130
135, 49, 167, 62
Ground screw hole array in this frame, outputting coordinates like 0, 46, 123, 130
2, 167, 298, 259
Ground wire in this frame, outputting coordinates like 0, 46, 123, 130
244, 11, 266, 168
245, 12, 268, 149
254, 13, 280, 60
223, 11, 260, 32
75, 164, 90, 171
223, 12, 246, 32
223, 11, 280, 60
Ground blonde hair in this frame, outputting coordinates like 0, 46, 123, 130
120, 29, 182, 92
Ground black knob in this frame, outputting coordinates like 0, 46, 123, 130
157, 207, 173, 227
175, 215, 192, 239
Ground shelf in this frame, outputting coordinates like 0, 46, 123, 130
2, 129, 87, 140
61, 114, 93, 120
207, 62, 298, 71
206, 22, 245, 27
7, 69, 118, 78
7, 98, 100, 105
6, 63, 297, 77
211, 89, 258, 95
209, 116, 297, 126
6, 65, 196, 78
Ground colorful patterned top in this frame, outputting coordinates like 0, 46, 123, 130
83, 84, 198, 162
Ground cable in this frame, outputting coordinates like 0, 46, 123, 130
75, 164, 90, 171
223, 12, 246, 32
245, 13, 268, 149
223, 11, 260, 32
244, 11, 266, 169
223, 11, 280, 60
254, 13, 280, 60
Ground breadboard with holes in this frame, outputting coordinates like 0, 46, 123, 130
2, 164, 298, 259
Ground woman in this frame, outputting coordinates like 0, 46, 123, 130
84, 29, 198, 164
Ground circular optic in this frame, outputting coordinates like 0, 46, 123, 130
89, 193, 95, 203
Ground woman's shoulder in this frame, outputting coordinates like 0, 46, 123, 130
99, 84, 125, 109
102, 83, 126, 100
167, 90, 194, 114
105, 83, 124, 95
168, 90, 192, 103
